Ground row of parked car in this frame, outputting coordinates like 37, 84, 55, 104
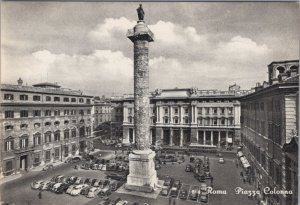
161, 176, 182, 198
185, 156, 212, 183
30, 174, 123, 198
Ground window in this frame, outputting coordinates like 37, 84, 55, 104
33, 133, 41, 146
221, 108, 225, 114
128, 108, 133, 114
46, 150, 51, 162
54, 97, 60, 102
198, 118, 202, 125
5, 125, 13, 131
128, 117, 133, 123
79, 98, 84, 103
86, 99, 91, 104
5, 161, 13, 172
164, 108, 168, 114
45, 122, 51, 126
184, 118, 189, 124
54, 121, 60, 126
64, 120, 69, 124
213, 118, 218, 125
79, 110, 84, 115
19, 136, 29, 149
221, 118, 225, 125
64, 110, 69, 115
72, 144, 76, 153
44, 132, 51, 143
72, 120, 76, 124
164, 117, 168, 124
20, 94, 28, 101
4, 137, 14, 151
44, 110, 51, 116
4, 94, 14, 100
213, 108, 218, 114
5, 111, 14, 118
229, 118, 233, 125
185, 108, 189, 114
228, 107, 233, 114
71, 98, 76, 102
20, 124, 28, 129
34, 123, 40, 128
174, 108, 178, 114
46, 96, 51, 101
205, 108, 210, 114
33, 153, 40, 166
33, 95, 41, 101
197, 107, 202, 115
87, 109, 91, 114
64, 129, 69, 139
54, 110, 60, 116
174, 117, 179, 124
33, 110, 41, 117
71, 129, 76, 137
64, 146, 69, 157
63, 97, 69, 102
71, 110, 76, 115
20, 110, 28, 118
54, 131, 60, 141
54, 149, 59, 160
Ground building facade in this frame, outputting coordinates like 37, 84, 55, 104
112, 85, 251, 148
0, 79, 93, 176
240, 60, 299, 205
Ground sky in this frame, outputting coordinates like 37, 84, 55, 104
1, 2, 299, 96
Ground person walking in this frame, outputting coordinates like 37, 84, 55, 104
38, 191, 42, 200
173, 199, 176, 205
169, 196, 172, 205
210, 176, 214, 184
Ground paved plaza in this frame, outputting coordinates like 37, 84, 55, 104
0, 149, 257, 205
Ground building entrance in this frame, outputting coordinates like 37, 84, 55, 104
20, 155, 28, 170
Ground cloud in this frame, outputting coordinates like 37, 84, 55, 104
2, 49, 134, 95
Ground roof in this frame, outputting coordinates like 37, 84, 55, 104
268, 60, 299, 67
1, 83, 93, 97
33, 82, 61, 88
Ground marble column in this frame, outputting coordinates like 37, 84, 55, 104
226, 130, 229, 146
218, 131, 221, 147
204, 130, 206, 145
126, 12, 158, 193
180, 128, 183, 147
211, 131, 213, 145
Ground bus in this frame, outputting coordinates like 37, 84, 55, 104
188, 143, 217, 153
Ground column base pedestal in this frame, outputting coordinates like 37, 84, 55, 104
125, 149, 158, 193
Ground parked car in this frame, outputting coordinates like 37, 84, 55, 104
42, 164, 54, 171
46, 182, 56, 191
70, 184, 89, 196
92, 164, 99, 170
97, 164, 103, 170
106, 173, 125, 181
185, 164, 193, 172
39, 181, 52, 190
199, 192, 208, 203
55, 183, 69, 194
31, 180, 44, 189
163, 176, 174, 187
173, 180, 181, 189
84, 178, 92, 185
56, 175, 65, 183
161, 186, 170, 196
200, 183, 208, 193
110, 181, 122, 191
219, 158, 225, 164
189, 187, 199, 200
170, 187, 179, 197
66, 185, 75, 194
80, 185, 92, 196
93, 179, 101, 187
75, 177, 84, 185
179, 189, 188, 200
87, 187, 100, 198
97, 186, 111, 198
101, 164, 107, 171
204, 171, 211, 179
51, 183, 63, 192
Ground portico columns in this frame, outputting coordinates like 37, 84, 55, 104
226, 130, 228, 146
210, 131, 213, 145
218, 131, 221, 147
203, 130, 206, 145
179, 128, 183, 147
170, 128, 173, 146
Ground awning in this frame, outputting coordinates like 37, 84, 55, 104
237, 151, 244, 157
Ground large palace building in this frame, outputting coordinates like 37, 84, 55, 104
0, 79, 93, 176
240, 60, 299, 205
111, 84, 252, 149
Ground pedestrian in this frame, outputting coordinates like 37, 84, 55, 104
243, 178, 246, 183
169, 197, 171, 205
173, 199, 176, 205
210, 176, 214, 184
38, 191, 42, 199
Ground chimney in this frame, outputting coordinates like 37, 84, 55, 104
290, 66, 298, 77
17, 77, 23, 86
